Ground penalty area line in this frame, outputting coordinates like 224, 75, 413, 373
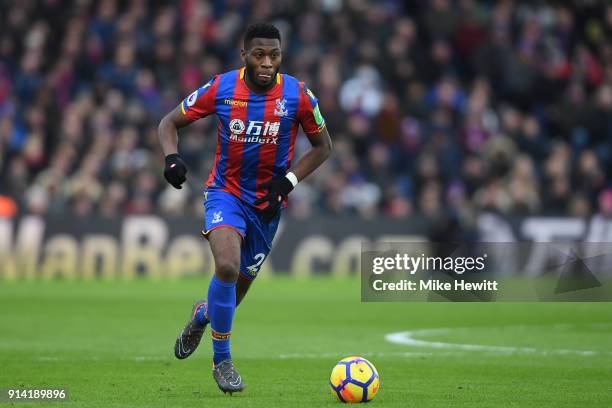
385, 327, 610, 357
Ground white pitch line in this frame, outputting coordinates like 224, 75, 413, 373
385, 327, 610, 356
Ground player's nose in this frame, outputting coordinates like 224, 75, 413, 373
261, 56, 273, 68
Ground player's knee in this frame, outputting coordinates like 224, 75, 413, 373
215, 261, 239, 283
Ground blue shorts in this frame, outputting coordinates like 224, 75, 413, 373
202, 189, 281, 280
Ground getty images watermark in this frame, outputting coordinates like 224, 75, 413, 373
361, 242, 612, 302
371, 252, 497, 292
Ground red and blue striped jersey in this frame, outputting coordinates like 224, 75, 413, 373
180, 68, 326, 209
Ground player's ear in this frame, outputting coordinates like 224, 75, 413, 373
240, 49, 246, 63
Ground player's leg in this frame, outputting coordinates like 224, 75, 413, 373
207, 226, 245, 393
207, 227, 241, 363
236, 274, 254, 306
174, 190, 246, 361
174, 238, 250, 360
175, 242, 247, 360
197, 190, 249, 393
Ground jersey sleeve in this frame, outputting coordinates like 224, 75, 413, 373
297, 82, 326, 136
179, 76, 218, 121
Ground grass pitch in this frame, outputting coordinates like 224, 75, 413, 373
1, 277, 611, 407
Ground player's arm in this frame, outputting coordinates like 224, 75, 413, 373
291, 83, 332, 182
157, 106, 194, 189
290, 125, 332, 182
158, 105, 194, 157
158, 78, 218, 189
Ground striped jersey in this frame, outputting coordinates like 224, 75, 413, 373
180, 67, 326, 209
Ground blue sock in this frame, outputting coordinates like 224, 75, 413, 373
193, 302, 209, 326
207, 275, 236, 365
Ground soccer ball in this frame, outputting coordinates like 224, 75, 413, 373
329, 356, 380, 403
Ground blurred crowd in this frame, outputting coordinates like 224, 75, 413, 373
1, 0, 612, 223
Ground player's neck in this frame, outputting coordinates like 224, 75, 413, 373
243, 71, 277, 95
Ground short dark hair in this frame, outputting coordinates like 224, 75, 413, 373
243, 22, 281, 49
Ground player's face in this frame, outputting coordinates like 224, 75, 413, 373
242, 38, 282, 89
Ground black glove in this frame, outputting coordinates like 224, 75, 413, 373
254, 176, 295, 222
163, 154, 187, 189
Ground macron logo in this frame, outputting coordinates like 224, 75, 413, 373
224, 99, 248, 107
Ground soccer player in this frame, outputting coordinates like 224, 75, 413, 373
158, 23, 332, 394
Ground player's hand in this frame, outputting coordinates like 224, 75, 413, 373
164, 154, 188, 189
254, 176, 295, 222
